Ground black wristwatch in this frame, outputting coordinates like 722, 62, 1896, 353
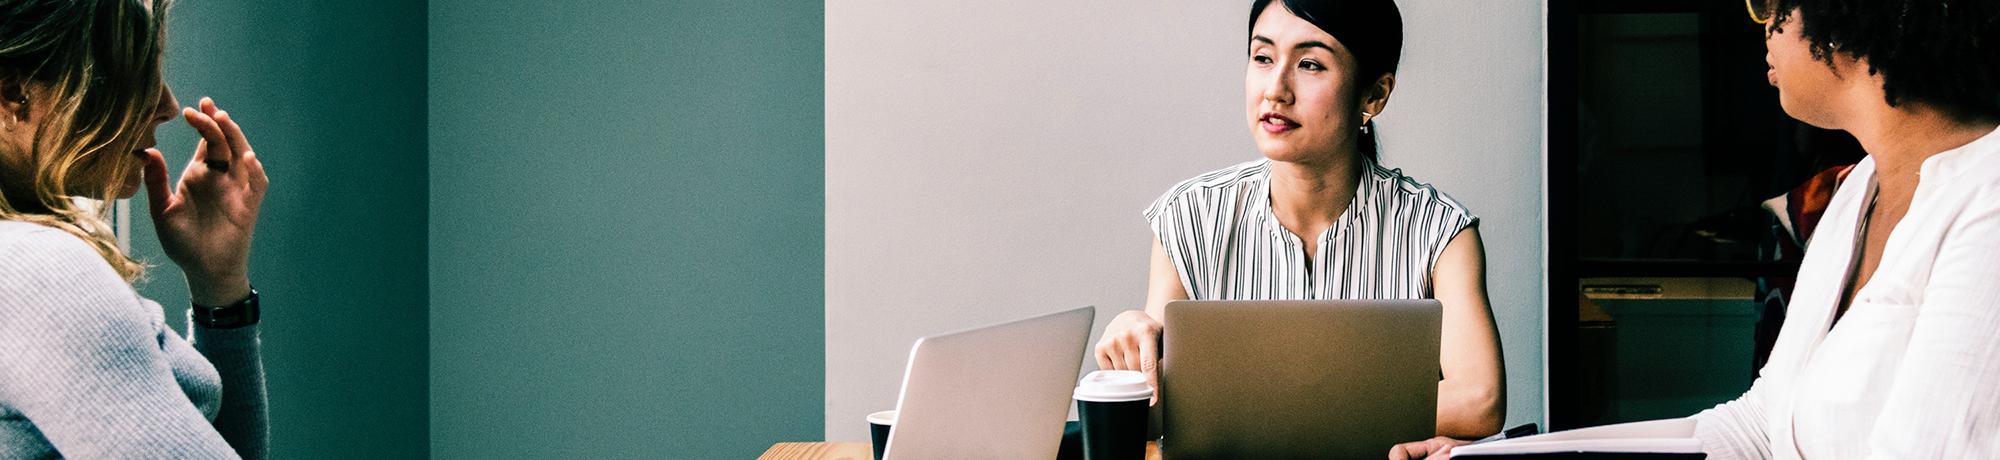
192, 287, 260, 329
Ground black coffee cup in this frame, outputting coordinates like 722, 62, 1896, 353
867, 410, 896, 460
1073, 370, 1153, 460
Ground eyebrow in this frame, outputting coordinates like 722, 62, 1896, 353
1249, 35, 1335, 53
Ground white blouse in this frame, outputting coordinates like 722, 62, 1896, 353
1692, 126, 2000, 459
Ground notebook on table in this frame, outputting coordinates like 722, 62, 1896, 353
1450, 418, 1705, 459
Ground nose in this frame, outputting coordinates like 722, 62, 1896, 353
1261, 65, 1293, 106
149, 83, 177, 127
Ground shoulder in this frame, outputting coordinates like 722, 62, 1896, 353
0, 220, 109, 264
0, 220, 122, 278
1954, 136, 2000, 195
1946, 160, 2000, 246
0, 220, 146, 324
1926, 134, 2000, 227
1146, 159, 1269, 216
1365, 161, 1476, 224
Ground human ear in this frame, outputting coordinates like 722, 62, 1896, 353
0, 75, 30, 125
1360, 73, 1396, 122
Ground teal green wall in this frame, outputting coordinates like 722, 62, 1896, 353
427, 1, 825, 458
132, 1, 430, 458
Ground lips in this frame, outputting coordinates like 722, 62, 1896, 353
1765, 57, 1778, 87
1259, 112, 1299, 133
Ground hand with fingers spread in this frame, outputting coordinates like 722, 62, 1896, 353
1093, 309, 1164, 405
138, 97, 269, 307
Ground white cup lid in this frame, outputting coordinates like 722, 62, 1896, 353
1074, 370, 1153, 402
867, 410, 897, 425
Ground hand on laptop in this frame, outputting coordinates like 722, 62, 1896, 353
1093, 310, 1163, 405
1389, 435, 1472, 459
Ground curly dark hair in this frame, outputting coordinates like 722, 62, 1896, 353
1769, 0, 2000, 122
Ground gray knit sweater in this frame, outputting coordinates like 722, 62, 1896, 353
0, 220, 266, 459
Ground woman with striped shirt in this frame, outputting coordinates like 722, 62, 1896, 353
1091, 0, 1507, 446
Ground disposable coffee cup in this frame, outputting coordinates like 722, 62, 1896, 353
867, 410, 896, 460
1073, 370, 1153, 460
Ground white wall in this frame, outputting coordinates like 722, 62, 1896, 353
827, 0, 1546, 441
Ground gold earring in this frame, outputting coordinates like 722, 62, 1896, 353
1360, 111, 1373, 133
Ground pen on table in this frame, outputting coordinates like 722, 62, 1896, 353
1470, 423, 1540, 445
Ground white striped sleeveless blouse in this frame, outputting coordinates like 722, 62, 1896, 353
1144, 158, 1477, 300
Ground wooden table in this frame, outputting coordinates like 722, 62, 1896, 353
758, 442, 1163, 459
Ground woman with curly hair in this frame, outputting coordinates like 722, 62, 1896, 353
1690, 1, 2000, 457
1399, 0, 2000, 458
0, 0, 272, 457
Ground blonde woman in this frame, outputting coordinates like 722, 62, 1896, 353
0, 0, 271, 457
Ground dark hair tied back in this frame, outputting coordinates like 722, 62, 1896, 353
1249, 0, 1403, 161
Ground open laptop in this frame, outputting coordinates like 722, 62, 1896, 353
882, 306, 1094, 459
1160, 299, 1443, 459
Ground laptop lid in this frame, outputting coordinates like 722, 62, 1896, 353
883, 306, 1095, 460
1160, 299, 1441, 459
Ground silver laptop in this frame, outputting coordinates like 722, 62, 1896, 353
1160, 299, 1442, 459
882, 306, 1095, 459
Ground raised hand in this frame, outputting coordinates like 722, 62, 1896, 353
139, 97, 268, 306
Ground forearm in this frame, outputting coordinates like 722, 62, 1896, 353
1691, 405, 1769, 459
1430, 227, 1504, 439
187, 274, 252, 309
189, 323, 268, 460
1690, 380, 1772, 460
1435, 377, 1503, 438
